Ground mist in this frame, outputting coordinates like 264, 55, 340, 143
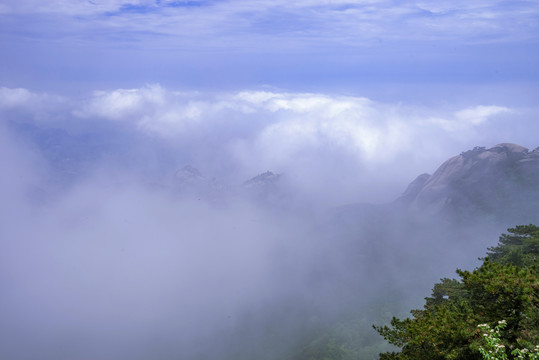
1, 84, 537, 359
0, 85, 537, 359
1, 0, 538, 357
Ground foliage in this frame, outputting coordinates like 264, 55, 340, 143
478, 321, 510, 360
477, 321, 539, 360
374, 225, 539, 360
461, 147, 486, 158
424, 278, 467, 311
483, 225, 539, 270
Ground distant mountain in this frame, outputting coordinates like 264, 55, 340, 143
8, 121, 113, 182
8, 120, 176, 186
398, 143, 539, 223
172, 165, 223, 200
243, 171, 281, 190
170, 167, 286, 204
242, 171, 286, 205
174, 165, 206, 188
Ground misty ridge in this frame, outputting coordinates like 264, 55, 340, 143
1, 86, 539, 360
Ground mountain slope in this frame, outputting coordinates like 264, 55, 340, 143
399, 143, 539, 223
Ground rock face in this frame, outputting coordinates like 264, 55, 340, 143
400, 143, 539, 222
399, 173, 431, 203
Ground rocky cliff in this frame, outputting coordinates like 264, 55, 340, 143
400, 143, 539, 222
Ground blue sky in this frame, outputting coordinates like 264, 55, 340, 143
1, 0, 538, 97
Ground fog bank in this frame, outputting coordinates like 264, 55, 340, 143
1, 86, 538, 359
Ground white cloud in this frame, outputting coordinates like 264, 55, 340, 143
0, 87, 33, 107
72, 86, 518, 160
0, 87, 65, 118
429, 105, 510, 132
76, 84, 166, 120
455, 105, 509, 124
6, 84, 535, 203
75, 88, 407, 165
0, 0, 127, 15
2, 0, 537, 48
230, 91, 387, 160
75, 84, 210, 137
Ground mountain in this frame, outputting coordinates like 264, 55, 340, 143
8, 120, 177, 187
170, 167, 286, 204
242, 171, 287, 206
8, 121, 113, 183
398, 143, 539, 223
295, 145, 539, 360
172, 165, 223, 200
243, 171, 281, 190
330, 142, 539, 290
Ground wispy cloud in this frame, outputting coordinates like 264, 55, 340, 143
1, 0, 537, 91
2, 0, 538, 47
429, 105, 510, 132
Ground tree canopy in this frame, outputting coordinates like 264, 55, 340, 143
374, 225, 539, 360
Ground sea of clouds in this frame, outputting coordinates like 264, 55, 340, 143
0, 84, 537, 360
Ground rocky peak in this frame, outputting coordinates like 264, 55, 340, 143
400, 143, 539, 222
243, 171, 281, 189
242, 171, 287, 206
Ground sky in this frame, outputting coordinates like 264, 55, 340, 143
1, 2, 539, 359
1, 0, 539, 95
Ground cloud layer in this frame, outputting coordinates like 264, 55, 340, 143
2, 85, 536, 204
3, 0, 538, 46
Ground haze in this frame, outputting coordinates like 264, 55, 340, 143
1, 1, 538, 359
